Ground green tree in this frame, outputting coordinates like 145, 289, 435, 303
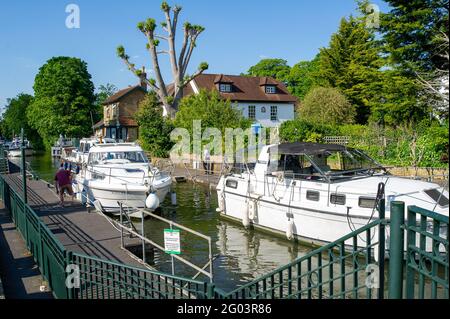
299, 87, 356, 125
93, 83, 118, 123
27, 57, 96, 148
279, 119, 337, 143
369, 70, 427, 126
1, 93, 44, 149
247, 58, 291, 82
287, 55, 322, 99
380, 0, 449, 74
135, 92, 174, 158
174, 89, 251, 149
318, 15, 384, 123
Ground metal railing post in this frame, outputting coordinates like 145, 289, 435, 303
119, 202, 124, 249
21, 128, 28, 204
388, 201, 405, 299
377, 198, 385, 299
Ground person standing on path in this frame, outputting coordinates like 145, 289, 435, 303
203, 147, 211, 175
54, 164, 74, 206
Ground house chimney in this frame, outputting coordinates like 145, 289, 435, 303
139, 66, 147, 91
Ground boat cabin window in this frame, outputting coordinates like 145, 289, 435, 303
330, 194, 346, 205
89, 151, 149, 165
306, 190, 320, 201
267, 153, 324, 181
316, 149, 382, 180
225, 179, 238, 189
359, 197, 376, 209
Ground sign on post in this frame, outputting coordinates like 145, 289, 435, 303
164, 229, 181, 255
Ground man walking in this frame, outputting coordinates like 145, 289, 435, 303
54, 163, 74, 207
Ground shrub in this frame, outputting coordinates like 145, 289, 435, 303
299, 87, 356, 125
135, 93, 174, 158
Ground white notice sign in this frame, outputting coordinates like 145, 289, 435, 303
164, 229, 181, 254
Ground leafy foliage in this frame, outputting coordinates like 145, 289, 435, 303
27, 57, 96, 148
380, 0, 449, 73
299, 87, 356, 125
279, 119, 338, 143
317, 15, 384, 123
134, 92, 174, 158
1, 93, 44, 149
93, 83, 118, 123
246, 59, 291, 82
174, 89, 251, 152
287, 55, 322, 99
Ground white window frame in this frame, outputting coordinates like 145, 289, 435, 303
248, 105, 256, 120
265, 85, 276, 94
270, 106, 278, 121
219, 83, 232, 93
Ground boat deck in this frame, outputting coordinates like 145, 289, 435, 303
2, 171, 143, 266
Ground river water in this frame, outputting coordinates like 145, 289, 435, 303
22, 153, 313, 292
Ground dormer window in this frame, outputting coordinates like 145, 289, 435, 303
219, 83, 232, 93
265, 85, 276, 94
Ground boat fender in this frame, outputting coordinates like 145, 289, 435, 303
277, 172, 284, 183
217, 191, 225, 212
170, 191, 177, 205
286, 220, 295, 240
242, 204, 250, 228
248, 200, 257, 220
145, 193, 160, 210
81, 188, 87, 206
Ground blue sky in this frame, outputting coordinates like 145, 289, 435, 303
0, 0, 389, 112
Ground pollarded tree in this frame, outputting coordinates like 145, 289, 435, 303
299, 87, 356, 125
117, 1, 208, 117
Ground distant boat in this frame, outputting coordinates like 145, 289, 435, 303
62, 137, 116, 164
7, 137, 33, 157
51, 135, 74, 157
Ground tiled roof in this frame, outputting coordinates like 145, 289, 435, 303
118, 116, 138, 127
189, 74, 298, 103
93, 119, 104, 129
102, 85, 146, 105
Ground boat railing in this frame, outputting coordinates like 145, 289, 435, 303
86, 165, 148, 185
117, 202, 215, 283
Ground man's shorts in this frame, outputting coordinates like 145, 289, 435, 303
60, 184, 74, 196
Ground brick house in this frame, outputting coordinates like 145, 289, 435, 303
94, 77, 147, 141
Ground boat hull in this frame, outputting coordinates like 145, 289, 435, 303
8, 149, 34, 157
75, 178, 171, 213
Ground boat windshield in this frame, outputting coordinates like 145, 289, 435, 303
267, 148, 385, 181
311, 149, 385, 179
89, 151, 149, 165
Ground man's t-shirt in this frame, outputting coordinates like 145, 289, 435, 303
55, 169, 71, 187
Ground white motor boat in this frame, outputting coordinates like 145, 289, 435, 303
217, 142, 449, 251
75, 143, 172, 215
63, 137, 116, 164
51, 135, 74, 157
7, 137, 33, 157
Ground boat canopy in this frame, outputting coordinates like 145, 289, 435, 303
271, 142, 348, 156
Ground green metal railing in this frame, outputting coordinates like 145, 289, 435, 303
0, 174, 215, 299
404, 206, 449, 299
0, 165, 448, 299
214, 202, 387, 299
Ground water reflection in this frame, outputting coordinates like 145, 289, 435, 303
145, 182, 313, 292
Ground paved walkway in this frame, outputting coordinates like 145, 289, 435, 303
0, 203, 53, 299
2, 172, 144, 266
